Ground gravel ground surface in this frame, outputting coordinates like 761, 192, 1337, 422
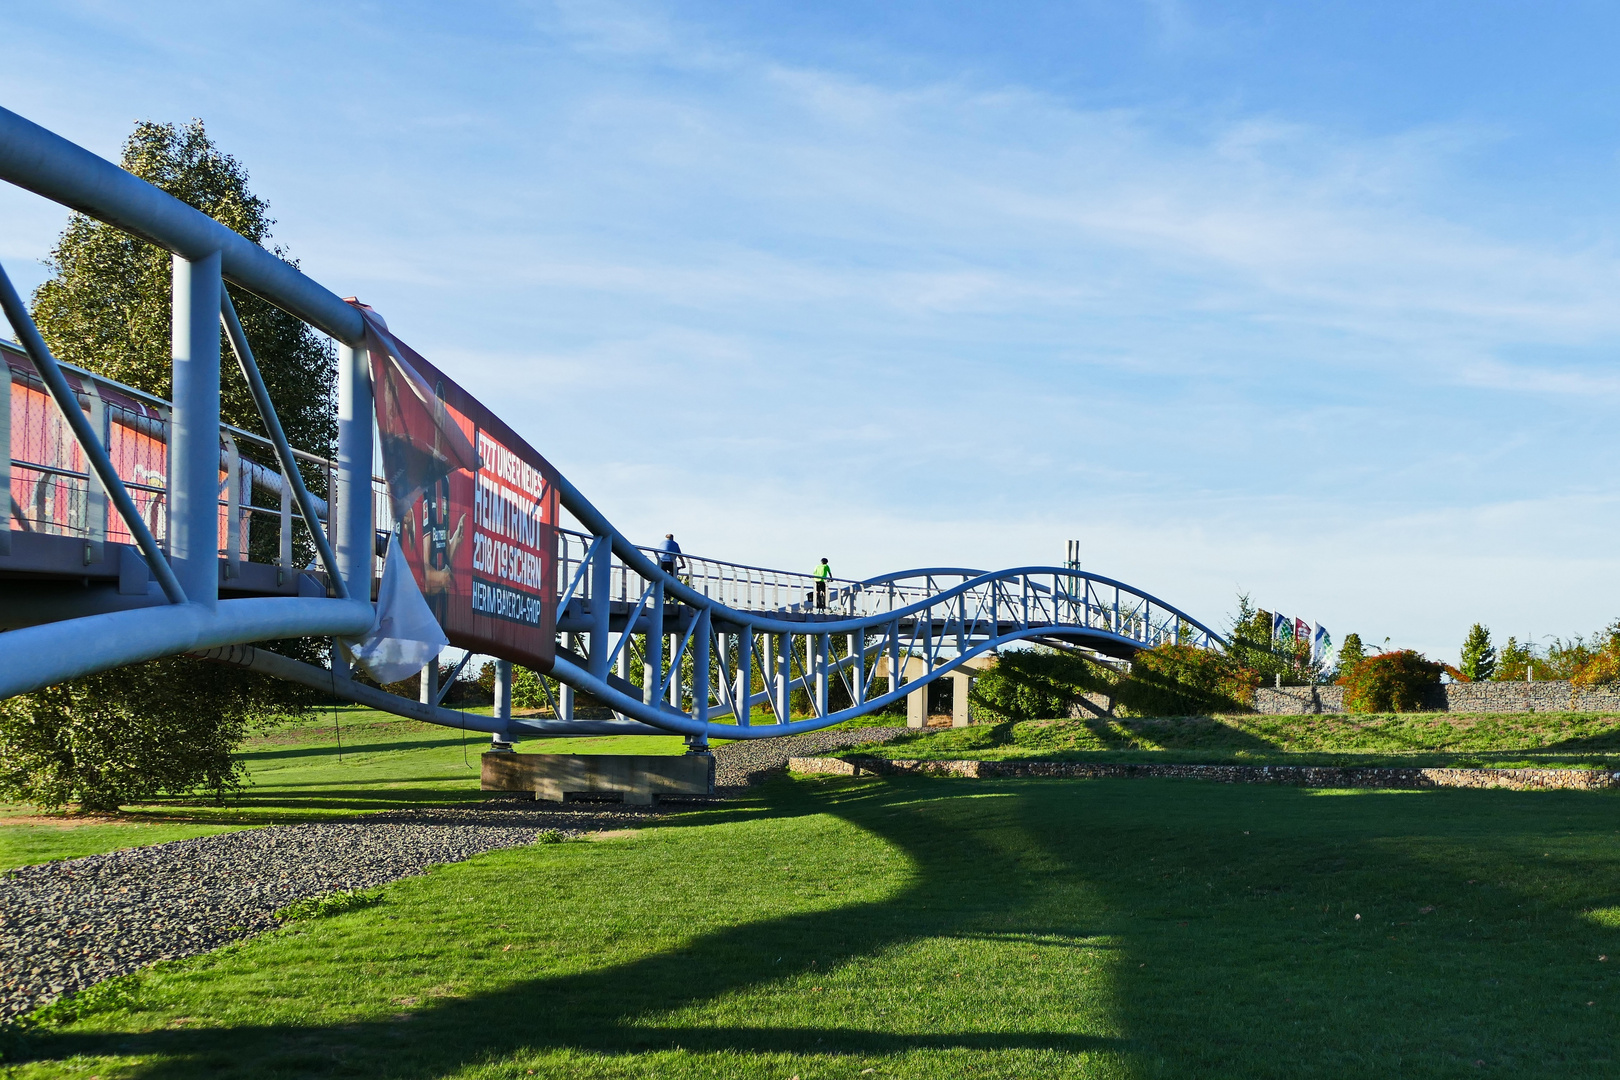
1, 727, 911, 1022
711, 725, 912, 790
0, 803, 656, 1022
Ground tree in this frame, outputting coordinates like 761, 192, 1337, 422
1226, 593, 1325, 686
1338, 650, 1443, 713
0, 120, 333, 811
32, 119, 334, 455
968, 648, 1116, 722
0, 661, 292, 811
1459, 624, 1496, 682
1337, 632, 1366, 671
1572, 620, 1620, 688
1114, 643, 1259, 717
1494, 637, 1533, 681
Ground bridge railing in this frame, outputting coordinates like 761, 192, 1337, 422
554, 524, 865, 617
4, 340, 335, 582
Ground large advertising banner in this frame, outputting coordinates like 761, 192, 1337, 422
355, 304, 559, 673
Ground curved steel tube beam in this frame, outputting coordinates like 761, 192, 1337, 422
553, 459, 1221, 640
0, 598, 374, 700
549, 623, 1119, 740
0, 106, 365, 345
196, 644, 664, 738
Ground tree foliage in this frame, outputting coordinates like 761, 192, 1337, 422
0, 120, 336, 810
1114, 644, 1259, 717
1571, 621, 1620, 688
968, 648, 1115, 723
1337, 632, 1366, 672
969, 640, 1258, 722
0, 658, 300, 811
1337, 650, 1443, 713
1459, 623, 1496, 682
1226, 593, 1325, 686
32, 119, 335, 456
1493, 637, 1535, 681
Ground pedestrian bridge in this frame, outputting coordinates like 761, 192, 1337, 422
0, 105, 1222, 744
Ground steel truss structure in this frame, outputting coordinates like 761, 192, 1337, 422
0, 106, 1223, 745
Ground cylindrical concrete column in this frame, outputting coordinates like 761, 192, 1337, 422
169, 251, 221, 608
336, 339, 373, 600
815, 633, 829, 718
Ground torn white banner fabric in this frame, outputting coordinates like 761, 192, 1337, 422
340, 533, 448, 685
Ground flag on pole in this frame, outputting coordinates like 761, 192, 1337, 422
1273, 611, 1289, 642
1295, 617, 1310, 647
1313, 624, 1332, 665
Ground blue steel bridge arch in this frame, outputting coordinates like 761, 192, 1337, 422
0, 104, 1224, 744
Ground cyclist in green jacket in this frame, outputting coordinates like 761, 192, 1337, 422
814, 558, 832, 609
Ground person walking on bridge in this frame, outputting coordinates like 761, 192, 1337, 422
814, 557, 832, 610
658, 533, 683, 580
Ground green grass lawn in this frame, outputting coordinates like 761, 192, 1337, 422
858, 712, 1620, 770
7, 774, 1619, 1077
0, 706, 694, 871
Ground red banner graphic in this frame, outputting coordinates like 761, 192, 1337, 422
359, 306, 559, 673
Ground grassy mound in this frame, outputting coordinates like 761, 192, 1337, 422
852, 712, 1620, 770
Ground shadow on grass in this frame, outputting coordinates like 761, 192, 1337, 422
19, 777, 1620, 1077
22, 779, 1126, 1076
237, 738, 480, 763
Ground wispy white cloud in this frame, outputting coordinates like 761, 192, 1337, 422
3, 0, 1619, 661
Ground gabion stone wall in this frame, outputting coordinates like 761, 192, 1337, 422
1252, 681, 1620, 715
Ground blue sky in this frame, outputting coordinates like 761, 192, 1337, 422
3, 1, 1620, 662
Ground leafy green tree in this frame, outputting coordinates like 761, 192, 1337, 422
1226, 593, 1324, 686
1459, 624, 1496, 682
969, 648, 1116, 722
1115, 643, 1259, 717
1494, 637, 1533, 681
1337, 632, 1366, 672
0, 661, 298, 811
32, 119, 334, 456
0, 120, 332, 810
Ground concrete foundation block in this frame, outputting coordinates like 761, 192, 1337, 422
481, 752, 715, 804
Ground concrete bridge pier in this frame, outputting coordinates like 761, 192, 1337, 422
892, 655, 988, 729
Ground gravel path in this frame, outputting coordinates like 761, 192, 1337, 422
0, 803, 654, 1021
712, 725, 912, 789
1, 727, 912, 1022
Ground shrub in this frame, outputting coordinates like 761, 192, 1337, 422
275, 888, 383, 922
512, 665, 552, 710
1115, 644, 1258, 717
0, 655, 315, 811
968, 649, 1114, 722
1338, 650, 1442, 713
1572, 621, 1620, 688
